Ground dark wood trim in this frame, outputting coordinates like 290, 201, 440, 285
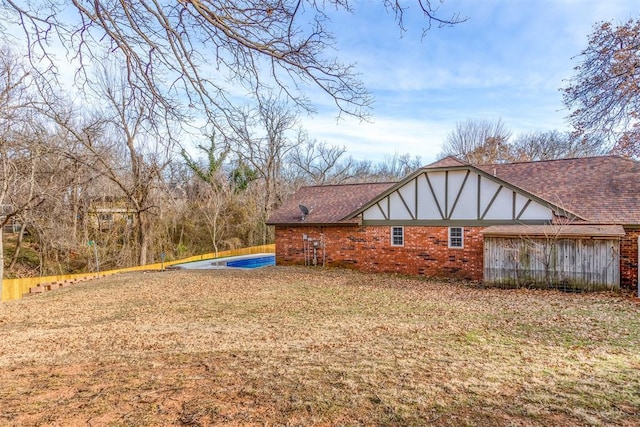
396, 189, 416, 220
414, 176, 419, 219
425, 172, 445, 220
516, 199, 532, 220
480, 185, 503, 220
376, 202, 388, 220
477, 174, 481, 220
448, 169, 470, 220
362, 219, 551, 226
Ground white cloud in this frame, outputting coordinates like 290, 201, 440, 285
300, 114, 450, 163
5, 0, 639, 166
297, 0, 640, 161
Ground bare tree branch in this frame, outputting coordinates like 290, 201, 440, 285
439, 118, 512, 164
2, 1, 465, 124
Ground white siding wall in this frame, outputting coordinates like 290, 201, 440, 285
363, 168, 555, 222
416, 174, 441, 219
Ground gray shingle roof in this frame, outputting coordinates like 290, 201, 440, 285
477, 156, 640, 224
269, 156, 640, 226
423, 156, 469, 168
266, 182, 396, 225
481, 224, 627, 238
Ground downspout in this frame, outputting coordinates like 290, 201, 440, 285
637, 235, 639, 298
321, 231, 326, 267
302, 234, 308, 266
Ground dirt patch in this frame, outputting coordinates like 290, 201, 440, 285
1, 267, 639, 426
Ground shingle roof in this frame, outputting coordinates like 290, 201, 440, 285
266, 182, 396, 225
423, 156, 469, 168
477, 156, 640, 225
269, 156, 640, 227
482, 224, 627, 238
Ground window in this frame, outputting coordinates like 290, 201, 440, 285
391, 226, 404, 246
449, 227, 464, 248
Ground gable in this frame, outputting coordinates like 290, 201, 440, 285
270, 156, 639, 227
358, 167, 566, 225
480, 156, 640, 225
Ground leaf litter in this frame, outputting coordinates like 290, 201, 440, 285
0, 266, 638, 426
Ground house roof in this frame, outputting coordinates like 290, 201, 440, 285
476, 156, 640, 224
423, 156, 469, 168
269, 155, 640, 227
482, 224, 627, 238
266, 182, 396, 225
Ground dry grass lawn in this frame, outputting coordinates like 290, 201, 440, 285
1, 266, 639, 426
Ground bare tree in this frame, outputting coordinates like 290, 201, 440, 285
95, 70, 173, 265
563, 18, 640, 157
372, 152, 423, 180
0, 2, 471, 278
439, 118, 513, 164
45, 64, 174, 266
0, 47, 49, 282
287, 133, 353, 185
230, 98, 297, 244
511, 130, 606, 161
182, 135, 232, 254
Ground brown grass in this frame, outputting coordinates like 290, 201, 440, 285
0, 266, 639, 426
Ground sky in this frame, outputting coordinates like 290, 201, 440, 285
299, 0, 640, 164
3, 1, 638, 165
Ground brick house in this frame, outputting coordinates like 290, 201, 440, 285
267, 156, 640, 291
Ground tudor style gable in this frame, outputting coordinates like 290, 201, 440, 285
356, 160, 575, 225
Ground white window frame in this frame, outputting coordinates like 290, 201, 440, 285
391, 226, 404, 247
448, 227, 464, 248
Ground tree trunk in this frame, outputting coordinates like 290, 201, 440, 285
137, 212, 149, 266
0, 227, 4, 299
7, 223, 26, 271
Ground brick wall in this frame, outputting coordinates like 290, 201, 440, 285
275, 225, 484, 280
621, 228, 639, 291
276, 225, 639, 291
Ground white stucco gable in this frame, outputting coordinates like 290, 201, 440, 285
355, 163, 579, 225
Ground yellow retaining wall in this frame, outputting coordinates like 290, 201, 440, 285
2, 244, 275, 303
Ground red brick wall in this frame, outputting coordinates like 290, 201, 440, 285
274, 225, 484, 281
621, 228, 639, 291
275, 225, 639, 291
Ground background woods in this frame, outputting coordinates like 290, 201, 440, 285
0, 2, 638, 277
0, 46, 426, 277
0, 0, 465, 277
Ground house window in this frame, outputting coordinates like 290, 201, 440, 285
449, 227, 464, 248
391, 226, 404, 246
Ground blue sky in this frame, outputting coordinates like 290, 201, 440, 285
4, 1, 637, 165
300, 0, 640, 163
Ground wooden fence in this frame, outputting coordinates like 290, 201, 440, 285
483, 237, 620, 291
1, 244, 275, 302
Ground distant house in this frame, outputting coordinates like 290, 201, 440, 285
1, 204, 22, 234
87, 197, 135, 231
267, 156, 640, 291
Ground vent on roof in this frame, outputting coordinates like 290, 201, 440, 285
299, 204, 310, 221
